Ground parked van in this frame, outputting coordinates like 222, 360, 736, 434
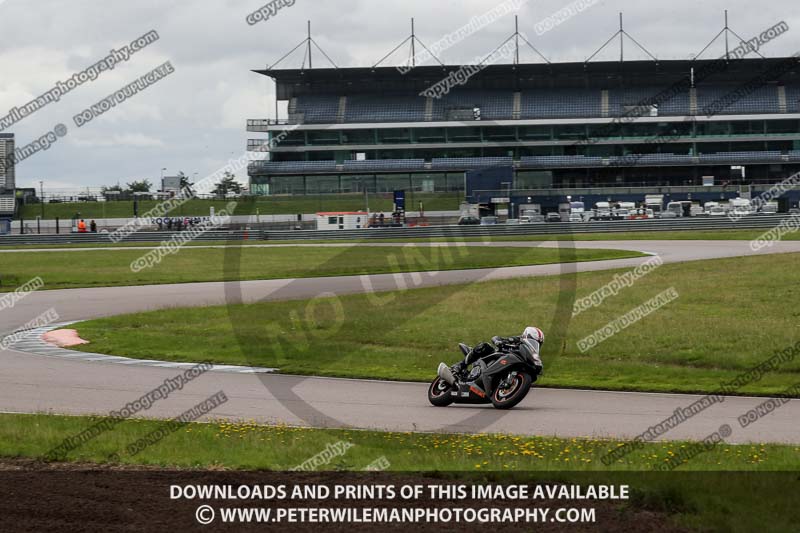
760, 201, 779, 215
729, 198, 754, 217
665, 201, 692, 218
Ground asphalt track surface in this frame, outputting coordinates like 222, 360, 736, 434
1, 240, 799, 444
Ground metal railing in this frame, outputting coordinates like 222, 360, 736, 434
261, 215, 792, 241
0, 215, 792, 245
475, 182, 796, 196
246, 119, 291, 132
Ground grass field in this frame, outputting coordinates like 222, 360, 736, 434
74, 253, 800, 395
17, 193, 461, 220
0, 246, 639, 291
1, 413, 793, 472
2, 228, 798, 251
454, 229, 800, 242
1, 413, 797, 532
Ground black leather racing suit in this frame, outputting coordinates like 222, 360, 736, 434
456, 336, 542, 378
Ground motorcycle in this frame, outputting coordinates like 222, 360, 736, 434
428, 336, 542, 410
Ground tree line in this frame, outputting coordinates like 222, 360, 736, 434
101, 171, 243, 199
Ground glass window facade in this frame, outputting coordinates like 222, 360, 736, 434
341, 130, 375, 145
377, 128, 411, 144
281, 118, 798, 149
251, 117, 800, 195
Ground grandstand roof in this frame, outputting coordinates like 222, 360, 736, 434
255, 57, 800, 99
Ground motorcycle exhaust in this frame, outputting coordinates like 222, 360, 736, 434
437, 363, 456, 385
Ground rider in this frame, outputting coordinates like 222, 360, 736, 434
453, 326, 545, 377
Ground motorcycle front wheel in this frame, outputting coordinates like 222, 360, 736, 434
428, 377, 455, 407
491, 372, 532, 410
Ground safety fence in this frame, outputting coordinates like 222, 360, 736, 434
0, 216, 791, 245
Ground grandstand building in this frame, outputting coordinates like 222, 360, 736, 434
0, 134, 15, 221
248, 56, 800, 212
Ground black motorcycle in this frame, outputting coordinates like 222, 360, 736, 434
428, 336, 542, 410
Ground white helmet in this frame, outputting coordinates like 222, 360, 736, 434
522, 326, 544, 345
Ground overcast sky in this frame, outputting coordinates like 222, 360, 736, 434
1, 0, 797, 193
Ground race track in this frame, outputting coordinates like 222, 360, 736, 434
2, 239, 799, 444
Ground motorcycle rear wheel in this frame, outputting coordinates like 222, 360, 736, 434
491, 372, 532, 410
428, 377, 455, 407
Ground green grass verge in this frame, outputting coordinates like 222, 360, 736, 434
459, 229, 800, 242
0, 246, 639, 291
1, 413, 794, 471
74, 253, 800, 396
2, 229, 798, 251
260, 228, 800, 245
3, 413, 797, 532
18, 193, 461, 220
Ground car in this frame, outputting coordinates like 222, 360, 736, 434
628, 208, 654, 220
505, 218, 520, 225
760, 203, 779, 215
591, 211, 625, 221
789, 208, 800, 216
520, 215, 545, 223
568, 213, 584, 223
457, 216, 480, 225
545, 213, 562, 222
480, 216, 498, 225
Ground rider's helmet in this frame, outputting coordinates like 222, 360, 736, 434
522, 326, 544, 346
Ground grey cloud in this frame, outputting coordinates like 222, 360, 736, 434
0, 0, 796, 190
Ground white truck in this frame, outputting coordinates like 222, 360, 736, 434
645, 195, 665, 217
569, 201, 586, 222
729, 198, 754, 217
704, 201, 727, 216
591, 201, 626, 221
690, 203, 705, 217
760, 201, 779, 215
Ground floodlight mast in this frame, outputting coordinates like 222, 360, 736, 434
482, 15, 551, 68
725, 10, 729, 61
266, 20, 339, 71
411, 18, 416, 68
693, 10, 765, 61
307, 20, 312, 69
265, 12, 768, 72
584, 12, 658, 64
372, 19, 445, 70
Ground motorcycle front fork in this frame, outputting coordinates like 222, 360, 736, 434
497, 371, 518, 391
